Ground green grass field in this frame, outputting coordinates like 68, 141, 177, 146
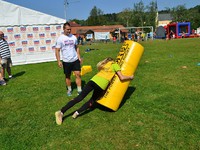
1, 38, 200, 150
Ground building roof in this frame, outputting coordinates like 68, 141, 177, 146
69, 21, 81, 27
70, 25, 128, 35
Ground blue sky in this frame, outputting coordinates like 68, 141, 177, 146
3, 0, 200, 20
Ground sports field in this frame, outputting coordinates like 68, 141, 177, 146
1, 38, 200, 149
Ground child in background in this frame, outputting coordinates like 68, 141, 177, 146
0, 31, 13, 80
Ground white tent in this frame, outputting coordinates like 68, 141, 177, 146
0, 0, 66, 65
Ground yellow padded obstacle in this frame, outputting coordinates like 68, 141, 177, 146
97, 40, 144, 111
80, 65, 92, 76
73, 65, 92, 76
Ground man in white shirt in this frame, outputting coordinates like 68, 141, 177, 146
55, 22, 82, 96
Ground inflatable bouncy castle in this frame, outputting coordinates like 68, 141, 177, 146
166, 22, 191, 38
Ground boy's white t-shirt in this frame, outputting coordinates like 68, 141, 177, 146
56, 34, 78, 62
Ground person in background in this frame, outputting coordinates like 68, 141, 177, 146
169, 30, 174, 39
55, 57, 134, 125
55, 22, 82, 96
113, 36, 116, 43
181, 31, 185, 38
0, 31, 13, 81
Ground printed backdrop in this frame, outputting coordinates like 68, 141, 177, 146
1, 24, 63, 65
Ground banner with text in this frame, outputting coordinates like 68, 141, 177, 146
0, 24, 63, 65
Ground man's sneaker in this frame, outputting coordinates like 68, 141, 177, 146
0, 80, 6, 86
67, 90, 72, 96
72, 111, 79, 119
55, 111, 63, 125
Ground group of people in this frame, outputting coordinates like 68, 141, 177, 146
169, 30, 186, 39
54, 22, 134, 125
0, 31, 13, 86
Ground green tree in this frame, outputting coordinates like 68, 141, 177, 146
169, 4, 200, 29
87, 6, 105, 25
118, 8, 133, 27
102, 13, 120, 25
146, 1, 158, 30
170, 5, 188, 22
186, 5, 200, 29
132, 1, 145, 27
73, 2, 200, 31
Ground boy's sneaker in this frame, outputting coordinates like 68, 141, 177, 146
0, 80, 6, 86
67, 90, 72, 96
9, 75, 14, 79
72, 111, 79, 119
3, 78, 8, 81
55, 111, 63, 125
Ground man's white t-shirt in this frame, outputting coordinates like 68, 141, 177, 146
56, 34, 78, 62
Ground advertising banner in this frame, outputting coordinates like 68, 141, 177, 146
1, 24, 63, 65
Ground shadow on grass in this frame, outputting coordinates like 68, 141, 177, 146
5, 71, 25, 82
118, 86, 136, 109
95, 86, 136, 111
13, 71, 26, 78
66, 86, 137, 119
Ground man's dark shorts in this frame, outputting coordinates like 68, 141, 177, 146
63, 59, 81, 75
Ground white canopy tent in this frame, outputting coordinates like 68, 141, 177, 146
0, 0, 66, 65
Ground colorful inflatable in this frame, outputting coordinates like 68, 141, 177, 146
97, 40, 144, 111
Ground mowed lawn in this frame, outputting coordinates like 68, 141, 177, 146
1, 38, 200, 150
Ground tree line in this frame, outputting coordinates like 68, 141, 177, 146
71, 1, 200, 30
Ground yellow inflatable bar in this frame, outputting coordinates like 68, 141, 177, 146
97, 40, 144, 111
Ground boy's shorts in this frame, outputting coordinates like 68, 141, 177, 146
1, 58, 12, 68
0, 58, 1, 72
